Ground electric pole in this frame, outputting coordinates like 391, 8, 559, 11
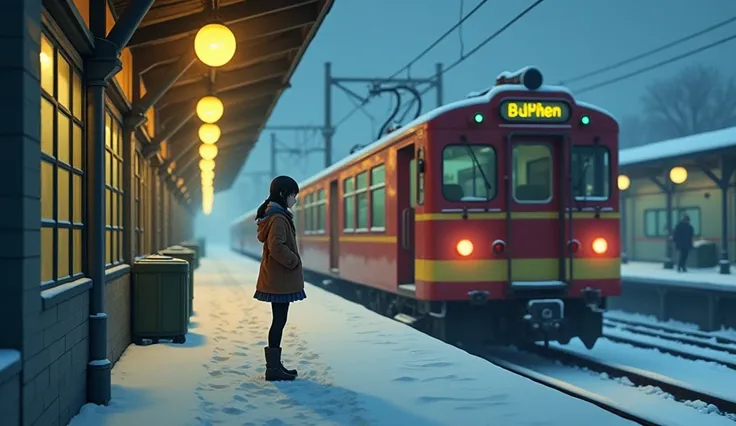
265, 127, 324, 177
323, 62, 444, 166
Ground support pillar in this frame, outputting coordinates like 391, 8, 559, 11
700, 160, 734, 274
85, 0, 153, 406
621, 195, 628, 264
649, 176, 674, 269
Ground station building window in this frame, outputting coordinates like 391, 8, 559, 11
356, 172, 369, 229
442, 145, 496, 202
134, 150, 149, 257
343, 177, 355, 231
370, 165, 386, 229
644, 207, 701, 238
571, 146, 610, 201
512, 144, 552, 203
105, 110, 125, 266
40, 32, 86, 287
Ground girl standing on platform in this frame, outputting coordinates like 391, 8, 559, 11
254, 175, 306, 381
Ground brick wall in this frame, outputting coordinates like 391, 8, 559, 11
0, 353, 21, 426
23, 290, 90, 426
106, 272, 131, 366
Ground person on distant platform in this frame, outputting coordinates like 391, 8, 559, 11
673, 214, 694, 272
254, 175, 306, 381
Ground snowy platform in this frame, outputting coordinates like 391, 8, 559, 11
69, 247, 636, 426
621, 262, 736, 292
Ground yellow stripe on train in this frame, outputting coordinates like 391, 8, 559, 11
415, 212, 619, 221
415, 257, 621, 282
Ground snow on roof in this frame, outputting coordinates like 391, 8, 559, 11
620, 126, 736, 167
232, 83, 601, 225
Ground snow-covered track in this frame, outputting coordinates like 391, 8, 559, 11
605, 316, 736, 347
603, 320, 736, 356
486, 354, 663, 425
520, 343, 736, 416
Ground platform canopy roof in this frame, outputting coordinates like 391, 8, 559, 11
619, 125, 736, 177
112, 0, 334, 201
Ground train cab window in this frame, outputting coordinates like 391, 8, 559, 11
370, 165, 386, 229
571, 146, 610, 201
512, 144, 552, 203
442, 145, 496, 202
356, 172, 369, 230
343, 177, 355, 231
417, 148, 425, 205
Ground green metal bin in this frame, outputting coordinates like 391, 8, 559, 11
131, 254, 189, 345
160, 245, 196, 316
180, 241, 200, 269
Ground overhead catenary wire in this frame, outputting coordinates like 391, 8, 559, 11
574, 32, 736, 94
334, 0, 546, 130
561, 15, 736, 85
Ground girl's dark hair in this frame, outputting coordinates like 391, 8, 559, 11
255, 175, 300, 220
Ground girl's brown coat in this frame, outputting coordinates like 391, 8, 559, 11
256, 213, 304, 295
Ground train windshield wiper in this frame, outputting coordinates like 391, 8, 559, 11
460, 135, 493, 200
573, 154, 592, 205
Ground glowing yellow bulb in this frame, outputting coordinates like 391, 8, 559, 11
199, 144, 219, 161
198, 123, 221, 145
194, 24, 237, 67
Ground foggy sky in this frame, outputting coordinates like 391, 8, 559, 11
197, 0, 736, 241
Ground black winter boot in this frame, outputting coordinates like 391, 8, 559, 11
264, 347, 296, 381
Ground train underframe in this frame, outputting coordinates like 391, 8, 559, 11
307, 270, 605, 352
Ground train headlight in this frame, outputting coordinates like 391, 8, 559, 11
591, 237, 608, 255
457, 239, 474, 256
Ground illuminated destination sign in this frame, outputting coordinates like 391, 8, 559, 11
499, 99, 571, 123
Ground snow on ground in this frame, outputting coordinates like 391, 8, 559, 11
489, 346, 736, 425
70, 247, 637, 426
551, 338, 736, 403
621, 262, 736, 289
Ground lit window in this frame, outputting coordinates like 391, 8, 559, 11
105, 109, 125, 266
40, 32, 85, 287
442, 145, 496, 202
370, 165, 386, 229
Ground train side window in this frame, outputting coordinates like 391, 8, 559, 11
305, 193, 314, 232
417, 148, 425, 205
343, 177, 355, 231
512, 144, 552, 203
293, 205, 301, 234
356, 171, 369, 230
442, 144, 496, 202
409, 159, 417, 208
571, 145, 610, 201
370, 165, 386, 230
317, 189, 326, 232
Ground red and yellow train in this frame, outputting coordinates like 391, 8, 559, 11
231, 67, 621, 350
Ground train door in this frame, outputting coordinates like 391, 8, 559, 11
506, 135, 567, 292
329, 180, 339, 273
397, 145, 415, 290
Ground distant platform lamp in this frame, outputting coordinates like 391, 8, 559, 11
618, 174, 631, 263
663, 166, 688, 269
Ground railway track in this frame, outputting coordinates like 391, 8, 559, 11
605, 316, 736, 347
487, 343, 736, 425
603, 318, 736, 369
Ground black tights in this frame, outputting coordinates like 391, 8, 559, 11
268, 302, 290, 348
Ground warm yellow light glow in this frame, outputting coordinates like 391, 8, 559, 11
39, 51, 51, 69
617, 174, 630, 191
202, 176, 214, 187
199, 144, 219, 161
196, 96, 224, 124
592, 237, 608, 254
198, 123, 221, 145
201, 169, 215, 180
199, 159, 216, 172
176, 177, 184, 188
669, 166, 688, 184
194, 23, 237, 67
456, 239, 474, 256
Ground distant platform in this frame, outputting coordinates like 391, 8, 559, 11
69, 248, 632, 426
622, 261, 736, 292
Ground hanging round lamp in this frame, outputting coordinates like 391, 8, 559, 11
196, 96, 224, 123
199, 159, 216, 172
194, 23, 237, 67
198, 123, 221, 145
199, 144, 219, 161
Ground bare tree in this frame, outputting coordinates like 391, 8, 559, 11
619, 114, 653, 148
640, 64, 736, 140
